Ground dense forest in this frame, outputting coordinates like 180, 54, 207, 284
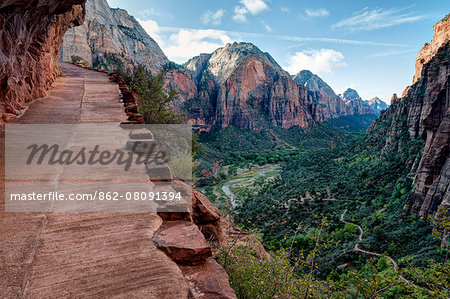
197, 116, 449, 298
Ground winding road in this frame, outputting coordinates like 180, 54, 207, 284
340, 210, 398, 270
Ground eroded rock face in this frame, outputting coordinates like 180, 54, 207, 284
163, 69, 198, 108
413, 14, 450, 83
0, 0, 86, 123
368, 40, 449, 218
61, 0, 168, 74
181, 42, 317, 130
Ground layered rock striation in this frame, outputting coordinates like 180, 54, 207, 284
368, 32, 449, 218
413, 14, 450, 83
61, 0, 168, 74
0, 0, 86, 123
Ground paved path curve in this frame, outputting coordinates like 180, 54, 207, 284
0, 63, 190, 298
340, 209, 399, 271
339, 209, 426, 291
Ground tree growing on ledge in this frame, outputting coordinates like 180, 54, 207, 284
131, 66, 183, 124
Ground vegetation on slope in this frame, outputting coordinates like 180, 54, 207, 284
220, 113, 449, 297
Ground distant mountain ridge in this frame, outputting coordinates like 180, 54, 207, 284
61, 0, 379, 131
368, 97, 389, 114
293, 71, 377, 119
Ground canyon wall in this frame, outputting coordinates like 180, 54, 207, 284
0, 0, 86, 123
61, 0, 168, 74
368, 17, 449, 217
413, 14, 450, 83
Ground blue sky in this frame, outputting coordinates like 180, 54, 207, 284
106, 0, 448, 103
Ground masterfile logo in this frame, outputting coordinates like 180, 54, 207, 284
5, 124, 193, 213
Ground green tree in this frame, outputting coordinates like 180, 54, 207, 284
131, 66, 183, 124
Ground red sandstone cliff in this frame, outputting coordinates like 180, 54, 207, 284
180, 42, 317, 131
367, 15, 449, 218
61, 0, 168, 74
413, 14, 450, 84
0, 0, 87, 123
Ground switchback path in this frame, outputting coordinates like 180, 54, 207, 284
0, 63, 190, 298
340, 210, 398, 270
340, 209, 424, 291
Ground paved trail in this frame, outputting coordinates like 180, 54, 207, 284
340, 210, 398, 270
0, 63, 190, 298
340, 209, 425, 290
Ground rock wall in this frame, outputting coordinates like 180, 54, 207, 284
368, 40, 449, 218
293, 70, 348, 121
0, 0, 86, 123
180, 42, 318, 131
61, 0, 168, 74
413, 14, 450, 83
215, 55, 315, 130
368, 97, 389, 115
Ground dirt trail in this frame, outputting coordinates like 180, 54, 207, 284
0, 63, 190, 298
340, 210, 398, 270
339, 209, 425, 290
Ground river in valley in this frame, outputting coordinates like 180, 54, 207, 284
222, 165, 279, 207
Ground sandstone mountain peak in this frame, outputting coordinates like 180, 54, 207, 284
61, 0, 168, 74
341, 88, 362, 102
293, 70, 336, 97
187, 41, 285, 85
368, 97, 388, 114
413, 13, 450, 83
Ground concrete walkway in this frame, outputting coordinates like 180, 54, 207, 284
0, 63, 190, 298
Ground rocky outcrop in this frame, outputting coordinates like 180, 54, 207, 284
154, 221, 213, 264
181, 259, 237, 299
339, 88, 375, 115
0, 0, 86, 123
368, 97, 389, 115
368, 39, 449, 218
61, 0, 168, 74
413, 14, 450, 83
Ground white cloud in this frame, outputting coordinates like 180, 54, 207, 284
165, 29, 234, 63
333, 7, 425, 31
233, 5, 248, 23
281, 7, 290, 13
305, 8, 330, 18
139, 19, 236, 63
137, 19, 164, 46
261, 21, 272, 32
284, 49, 347, 74
240, 0, 269, 15
202, 9, 226, 26
369, 49, 417, 58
